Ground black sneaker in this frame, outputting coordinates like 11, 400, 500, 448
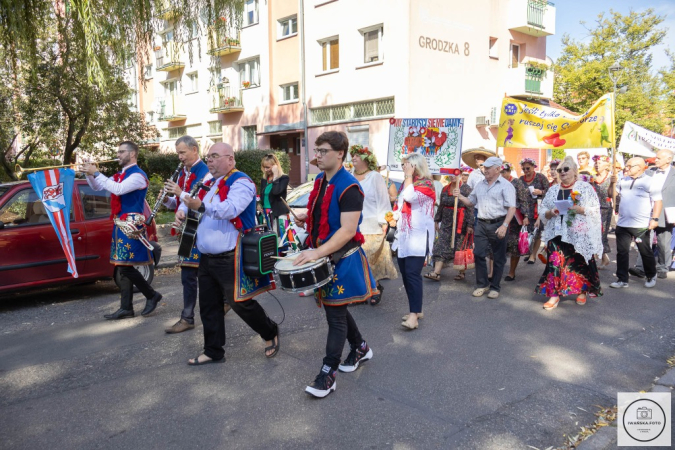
338, 341, 373, 373
305, 364, 336, 398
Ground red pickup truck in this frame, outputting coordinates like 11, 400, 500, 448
0, 179, 160, 295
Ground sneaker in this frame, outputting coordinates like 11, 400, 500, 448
609, 281, 629, 288
338, 341, 373, 373
644, 277, 656, 288
628, 268, 646, 278
305, 365, 337, 398
657, 272, 668, 279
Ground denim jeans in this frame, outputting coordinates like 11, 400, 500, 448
397, 256, 425, 313
180, 266, 198, 324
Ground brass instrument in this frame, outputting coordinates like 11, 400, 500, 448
14, 159, 120, 179
114, 213, 154, 250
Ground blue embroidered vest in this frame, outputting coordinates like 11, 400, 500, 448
225, 171, 258, 231
119, 165, 148, 216
315, 167, 363, 245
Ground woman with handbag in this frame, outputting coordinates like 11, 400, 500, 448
260, 154, 290, 251
537, 157, 603, 310
424, 173, 473, 281
391, 153, 436, 330
501, 162, 532, 281
350, 145, 398, 305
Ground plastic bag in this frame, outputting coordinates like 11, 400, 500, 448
518, 226, 530, 256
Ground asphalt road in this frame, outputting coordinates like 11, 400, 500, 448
1, 240, 674, 450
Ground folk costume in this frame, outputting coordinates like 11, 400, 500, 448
187, 168, 277, 362
86, 164, 161, 317
164, 160, 211, 331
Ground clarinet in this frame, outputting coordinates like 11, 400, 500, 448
145, 162, 183, 226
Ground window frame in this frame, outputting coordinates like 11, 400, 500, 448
279, 82, 299, 104
318, 36, 339, 74
186, 71, 199, 94
489, 37, 499, 59
278, 15, 298, 40
242, 125, 257, 150
243, 0, 259, 27
359, 25, 383, 66
238, 57, 261, 88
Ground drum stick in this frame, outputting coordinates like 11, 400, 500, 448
280, 197, 301, 222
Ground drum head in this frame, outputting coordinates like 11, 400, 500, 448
275, 255, 327, 272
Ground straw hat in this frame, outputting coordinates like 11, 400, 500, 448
461, 147, 497, 169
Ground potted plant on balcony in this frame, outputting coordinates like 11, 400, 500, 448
153, 45, 162, 51
242, 81, 251, 89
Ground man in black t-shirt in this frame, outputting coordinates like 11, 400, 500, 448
293, 131, 377, 398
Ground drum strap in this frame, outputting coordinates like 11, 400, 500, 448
330, 240, 359, 263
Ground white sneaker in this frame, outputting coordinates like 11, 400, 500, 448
609, 281, 629, 288
644, 277, 656, 288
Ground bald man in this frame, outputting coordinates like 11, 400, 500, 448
180, 143, 279, 366
610, 157, 663, 289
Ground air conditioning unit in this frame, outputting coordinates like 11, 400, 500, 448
490, 107, 499, 127
476, 116, 489, 127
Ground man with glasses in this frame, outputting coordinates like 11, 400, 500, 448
181, 143, 279, 366
292, 131, 377, 398
455, 157, 516, 299
161, 135, 213, 333
610, 157, 663, 289
83, 141, 163, 320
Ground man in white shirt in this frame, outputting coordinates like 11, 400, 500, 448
610, 157, 663, 289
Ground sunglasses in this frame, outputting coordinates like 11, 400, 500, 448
556, 167, 571, 174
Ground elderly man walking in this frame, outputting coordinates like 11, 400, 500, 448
610, 157, 663, 289
456, 156, 516, 299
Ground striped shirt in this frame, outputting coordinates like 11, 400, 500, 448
468, 176, 517, 220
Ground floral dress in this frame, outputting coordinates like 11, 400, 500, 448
432, 183, 473, 264
520, 172, 550, 233
506, 177, 531, 257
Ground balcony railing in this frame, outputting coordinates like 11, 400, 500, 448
155, 43, 184, 72
156, 96, 186, 122
527, 1, 546, 28
525, 65, 545, 95
508, 0, 555, 37
209, 85, 244, 113
207, 28, 242, 56
505, 63, 553, 99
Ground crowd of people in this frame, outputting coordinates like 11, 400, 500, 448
83, 133, 674, 399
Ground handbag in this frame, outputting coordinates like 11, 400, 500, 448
453, 235, 475, 270
518, 226, 530, 256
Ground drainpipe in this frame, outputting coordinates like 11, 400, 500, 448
299, 0, 309, 181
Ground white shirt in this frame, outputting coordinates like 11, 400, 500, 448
467, 169, 485, 190
358, 171, 391, 235
85, 164, 147, 196
650, 166, 671, 193
392, 184, 436, 258
617, 174, 662, 228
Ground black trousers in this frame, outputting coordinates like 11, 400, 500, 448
198, 253, 277, 361
397, 256, 425, 313
616, 226, 657, 282
118, 265, 156, 311
474, 220, 508, 291
323, 304, 363, 371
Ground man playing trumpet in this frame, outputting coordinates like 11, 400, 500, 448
82, 141, 162, 320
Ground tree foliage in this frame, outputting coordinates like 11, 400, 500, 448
0, 0, 243, 88
553, 9, 672, 143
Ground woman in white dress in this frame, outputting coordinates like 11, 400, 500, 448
350, 145, 398, 305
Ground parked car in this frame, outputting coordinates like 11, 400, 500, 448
0, 179, 160, 295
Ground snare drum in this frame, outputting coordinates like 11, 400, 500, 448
275, 256, 333, 293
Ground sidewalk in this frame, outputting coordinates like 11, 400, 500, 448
155, 224, 180, 269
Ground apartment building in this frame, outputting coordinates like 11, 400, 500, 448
133, 0, 556, 185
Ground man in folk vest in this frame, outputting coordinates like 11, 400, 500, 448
293, 131, 377, 398
182, 143, 279, 365
83, 141, 162, 320
162, 135, 213, 333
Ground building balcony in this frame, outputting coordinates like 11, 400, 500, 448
156, 0, 181, 20
156, 96, 187, 122
155, 44, 184, 72
508, 0, 556, 37
207, 29, 242, 56
505, 62, 553, 99
209, 85, 244, 113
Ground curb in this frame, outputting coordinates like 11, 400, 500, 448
576, 366, 675, 450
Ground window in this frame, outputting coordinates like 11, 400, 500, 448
347, 126, 369, 152
278, 16, 297, 38
209, 67, 223, 86
239, 58, 260, 87
208, 120, 222, 135
242, 125, 257, 150
186, 72, 199, 93
320, 38, 339, 72
144, 64, 153, 79
280, 83, 299, 102
244, 0, 258, 26
146, 111, 155, 124
489, 37, 498, 59
511, 43, 520, 68
168, 126, 187, 139
0, 189, 73, 227
361, 26, 383, 64
78, 185, 111, 220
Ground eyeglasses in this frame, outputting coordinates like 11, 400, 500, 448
625, 164, 641, 169
314, 148, 333, 157
556, 167, 571, 174
477, 163, 484, 167
205, 153, 232, 161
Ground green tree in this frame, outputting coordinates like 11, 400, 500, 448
0, 15, 159, 181
0, 0, 243, 88
553, 9, 670, 143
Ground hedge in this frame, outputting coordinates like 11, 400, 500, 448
234, 149, 291, 193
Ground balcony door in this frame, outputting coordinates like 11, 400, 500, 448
511, 44, 520, 68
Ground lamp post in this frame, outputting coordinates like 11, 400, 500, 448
608, 63, 623, 203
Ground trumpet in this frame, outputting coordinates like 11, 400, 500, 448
14, 159, 120, 179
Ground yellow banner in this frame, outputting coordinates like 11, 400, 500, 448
496, 94, 614, 149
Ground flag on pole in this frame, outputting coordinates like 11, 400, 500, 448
27, 168, 79, 278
